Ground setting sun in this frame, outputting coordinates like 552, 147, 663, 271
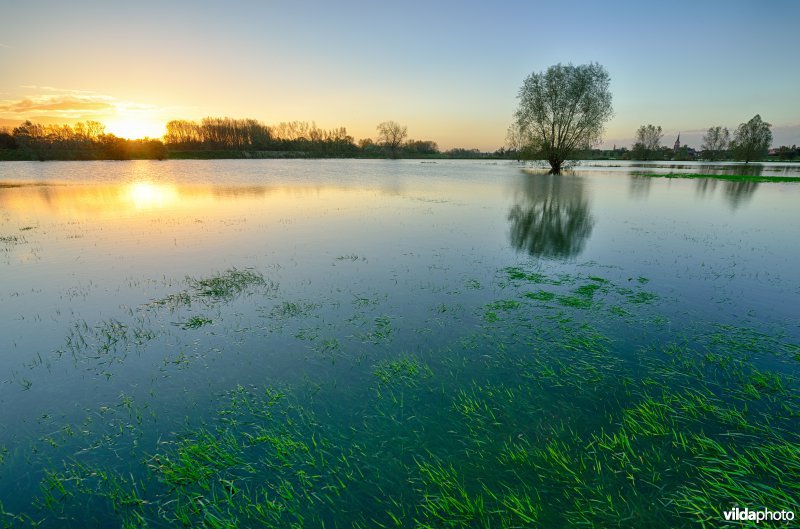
105, 119, 165, 140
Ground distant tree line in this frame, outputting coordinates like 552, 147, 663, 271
0, 116, 517, 161
159, 117, 479, 158
164, 118, 359, 156
2, 115, 794, 163
626, 115, 780, 163
0, 121, 166, 160
771, 145, 800, 160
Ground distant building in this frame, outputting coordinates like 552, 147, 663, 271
673, 133, 681, 152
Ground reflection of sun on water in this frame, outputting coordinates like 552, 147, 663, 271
127, 182, 178, 209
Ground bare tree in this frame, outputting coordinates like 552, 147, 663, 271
632, 124, 663, 160
701, 126, 730, 161
165, 117, 272, 150
505, 123, 525, 155
514, 62, 613, 174
376, 121, 408, 159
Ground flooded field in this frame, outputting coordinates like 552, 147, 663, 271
1, 159, 798, 528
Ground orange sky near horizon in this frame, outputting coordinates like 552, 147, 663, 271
0, 89, 510, 148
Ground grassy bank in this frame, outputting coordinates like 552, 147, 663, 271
640, 172, 800, 183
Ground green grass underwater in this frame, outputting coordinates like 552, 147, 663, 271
1, 265, 798, 529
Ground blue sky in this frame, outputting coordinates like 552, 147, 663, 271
1, 0, 798, 149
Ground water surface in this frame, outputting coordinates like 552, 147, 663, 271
1, 160, 798, 528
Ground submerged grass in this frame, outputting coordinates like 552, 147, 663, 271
5, 261, 799, 529
504, 266, 548, 283
30, 385, 358, 528
373, 356, 432, 387
182, 316, 213, 329
189, 268, 273, 300
414, 457, 541, 528
150, 267, 277, 309
268, 301, 317, 320
524, 290, 555, 302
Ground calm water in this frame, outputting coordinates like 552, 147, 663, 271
1, 160, 798, 527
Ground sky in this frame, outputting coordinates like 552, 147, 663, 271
1, 0, 798, 150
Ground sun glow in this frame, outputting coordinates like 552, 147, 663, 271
127, 182, 178, 209
105, 119, 165, 140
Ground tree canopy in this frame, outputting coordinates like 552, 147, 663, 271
730, 115, 772, 164
6, 120, 165, 160
376, 121, 408, 159
631, 124, 663, 160
514, 62, 613, 174
701, 126, 730, 161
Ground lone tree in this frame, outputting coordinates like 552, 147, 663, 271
376, 121, 408, 159
632, 124, 663, 160
730, 114, 772, 164
514, 62, 613, 174
701, 126, 730, 161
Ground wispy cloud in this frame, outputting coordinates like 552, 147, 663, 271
0, 96, 115, 113
0, 43, 10, 48
0, 88, 164, 123
2, 87, 206, 130
20, 85, 97, 94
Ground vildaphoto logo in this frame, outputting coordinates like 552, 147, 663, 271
722, 507, 795, 524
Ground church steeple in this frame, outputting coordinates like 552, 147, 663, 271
674, 133, 681, 152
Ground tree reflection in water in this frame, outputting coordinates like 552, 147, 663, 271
690, 167, 761, 210
722, 180, 759, 210
508, 172, 594, 258
628, 175, 652, 198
